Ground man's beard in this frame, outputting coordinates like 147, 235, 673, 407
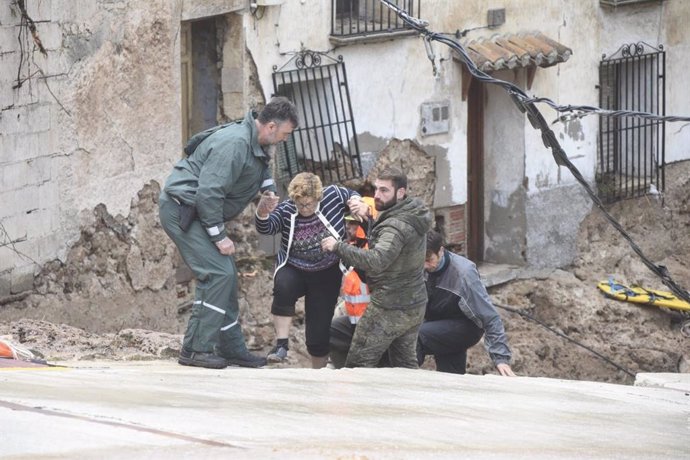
263, 144, 277, 158
375, 195, 397, 211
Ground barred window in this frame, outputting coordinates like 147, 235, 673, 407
598, 42, 666, 203
331, 0, 421, 39
272, 51, 363, 186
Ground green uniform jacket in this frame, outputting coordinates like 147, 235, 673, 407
164, 111, 275, 242
334, 196, 432, 310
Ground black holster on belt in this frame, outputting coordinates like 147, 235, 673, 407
179, 203, 197, 232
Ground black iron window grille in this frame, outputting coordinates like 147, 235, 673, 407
598, 42, 666, 203
600, 0, 664, 7
272, 50, 363, 185
331, 0, 421, 38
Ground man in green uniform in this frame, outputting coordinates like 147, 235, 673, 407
159, 97, 298, 369
321, 167, 432, 368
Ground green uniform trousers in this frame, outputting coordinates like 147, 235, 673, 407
345, 302, 425, 369
159, 192, 248, 358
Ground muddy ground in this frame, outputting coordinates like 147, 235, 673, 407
1, 161, 688, 384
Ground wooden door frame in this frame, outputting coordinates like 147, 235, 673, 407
467, 77, 484, 262
180, 22, 192, 143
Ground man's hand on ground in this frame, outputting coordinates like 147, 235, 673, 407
496, 363, 516, 377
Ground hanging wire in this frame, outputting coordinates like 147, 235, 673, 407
378, 0, 690, 305
494, 302, 636, 378
524, 98, 690, 124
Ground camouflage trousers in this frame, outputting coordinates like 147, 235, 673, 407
345, 302, 425, 369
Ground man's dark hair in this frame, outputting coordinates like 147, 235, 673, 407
258, 96, 299, 127
426, 229, 444, 257
377, 166, 407, 190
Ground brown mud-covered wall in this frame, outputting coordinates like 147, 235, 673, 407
2, 161, 689, 383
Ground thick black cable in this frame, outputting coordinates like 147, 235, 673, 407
378, 0, 690, 305
525, 97, 690, 124
494, 302, 636, 378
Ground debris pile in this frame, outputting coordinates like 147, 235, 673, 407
1, 162, 688, 383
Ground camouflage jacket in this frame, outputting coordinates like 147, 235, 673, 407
334, 196, 432, 310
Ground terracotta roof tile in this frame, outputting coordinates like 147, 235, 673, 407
465, 32, 572, 72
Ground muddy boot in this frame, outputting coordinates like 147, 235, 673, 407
178, 349, 228, 369
225, 350, 267, 368
266, 344, 289, 363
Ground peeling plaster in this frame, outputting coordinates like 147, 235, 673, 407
525, 183, 591, 268
535, 172, 550, 189
356, 132, 388, 154
423, 144, 451, 209
485, 188, 527, 265
564, 119, 585, 142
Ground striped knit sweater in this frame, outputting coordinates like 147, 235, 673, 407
255, 184, 360, 277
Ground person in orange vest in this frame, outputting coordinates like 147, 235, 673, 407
340, 216, 370, 324
329, 198, 380, 368
342, 196, 376, 322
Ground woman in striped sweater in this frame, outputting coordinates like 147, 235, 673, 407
255, 172, 363, 368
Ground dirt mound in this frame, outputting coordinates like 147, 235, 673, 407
0, 319, 180, 361
1, 162, 688, 381
468, 160, 690, 384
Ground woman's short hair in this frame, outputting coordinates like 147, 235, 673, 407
288, 172, 323, 202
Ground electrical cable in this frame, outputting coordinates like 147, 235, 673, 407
378, 0, 690, 305
525, 98, 690, 124
494, 302, 636, 378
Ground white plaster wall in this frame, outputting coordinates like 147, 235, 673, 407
245, 1, 333, 105
240, 0, 690, 269
430, 57, 468, 206
3, 0, 689, 291
243, 0, 616, 203
594, 1, 690, 164
243, 1, 488, 208
245, 4, 438, 139
660, 0, 690, 163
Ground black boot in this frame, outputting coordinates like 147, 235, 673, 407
178, 349, 228, 369
224, 350, 267, 368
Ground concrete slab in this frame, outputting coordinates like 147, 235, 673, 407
1, 361, 688, 459
635, 372, 690, 393
478, 262, 522, 288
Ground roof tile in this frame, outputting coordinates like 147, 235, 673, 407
465, 32, 572, 72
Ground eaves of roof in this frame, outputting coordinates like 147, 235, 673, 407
465, 31, 572, 72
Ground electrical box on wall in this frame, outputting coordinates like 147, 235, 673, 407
420, 101, 450, 136
487, 8, 506, 28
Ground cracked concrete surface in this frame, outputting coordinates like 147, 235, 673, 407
1, 362, 688, 459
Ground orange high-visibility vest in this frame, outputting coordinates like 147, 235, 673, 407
354, 197, 377, 240
0, 340, 13, 359
342, 196, 376, 323
342, 269, 369, 324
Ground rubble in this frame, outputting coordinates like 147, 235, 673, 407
1, 162, 688, 383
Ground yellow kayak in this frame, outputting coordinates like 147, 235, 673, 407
597, 279, 690, 312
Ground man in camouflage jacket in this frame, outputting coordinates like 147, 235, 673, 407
322, 167, 432, 368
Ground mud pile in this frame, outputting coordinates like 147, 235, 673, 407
1, 162, 688, 382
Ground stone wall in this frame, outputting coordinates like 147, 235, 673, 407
0, 0, 254, 299
0, 0, 187, 299
3, 0, 690, 305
